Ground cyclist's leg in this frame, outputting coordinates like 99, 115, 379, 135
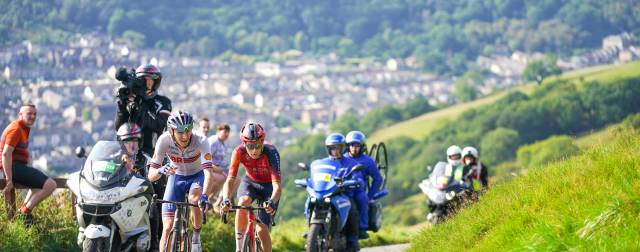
187, 170, 205, 230
236, 178, 255, 251
160, 174, 185, 252
255, 181, 275, 252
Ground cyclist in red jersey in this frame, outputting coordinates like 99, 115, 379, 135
220, 122, 281, 252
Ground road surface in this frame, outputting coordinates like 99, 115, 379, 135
361, 243, 410, 252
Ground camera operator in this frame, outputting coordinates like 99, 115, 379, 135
114, 63, 171, 251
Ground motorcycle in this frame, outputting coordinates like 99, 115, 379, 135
295, 160, 365, 252
419, 161, 474, 224
68, 140, 153, 252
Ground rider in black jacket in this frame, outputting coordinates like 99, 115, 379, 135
115, 64, 172, 159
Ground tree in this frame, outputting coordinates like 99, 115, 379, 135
453, 70, 483, 102
522, 55, 562, 84
480, 127, 521, 165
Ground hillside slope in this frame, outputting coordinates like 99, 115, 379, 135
410, 128, 640, 250
368, 61, 640, 143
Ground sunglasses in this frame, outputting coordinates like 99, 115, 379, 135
448, 154, 461, 160
349, 143, 362, 148
174, 124, 193, 133
245, 143, 263, 150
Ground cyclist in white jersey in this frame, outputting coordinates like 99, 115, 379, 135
148, 111, 212, 252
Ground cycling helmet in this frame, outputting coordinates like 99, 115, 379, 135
240, 122, 265, 143
325, 133, 346, 158
446, 145, 462, 166
116, 122, 142, 141
345, 131, 366, 155
135, 64, 162, 91
167, 111, 194, 132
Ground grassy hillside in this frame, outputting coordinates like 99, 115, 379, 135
410, 127, 640, 250
369, 61, 640, 143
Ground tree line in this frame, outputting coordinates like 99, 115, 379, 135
2, 0, 639, 75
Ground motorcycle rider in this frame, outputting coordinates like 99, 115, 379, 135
461, 146, 489, 190
426, 145, 468, 222
147, 111, 212, 252
116, 122, 143, 174
344, 131, 383, 239
321, 133, 361, 251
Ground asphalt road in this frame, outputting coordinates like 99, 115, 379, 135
361, 243, 411, 252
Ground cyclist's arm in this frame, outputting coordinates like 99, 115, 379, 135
200, 137, 214, 196
221, 148, 240, 200
147, 135, 168, 182
267, 146, 282, 203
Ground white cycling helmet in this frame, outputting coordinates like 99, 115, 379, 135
446, 145, 462, 166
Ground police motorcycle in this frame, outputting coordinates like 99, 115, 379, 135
295, 160, 365, 252
68, 141, 153, 252
419, 161, 473, 224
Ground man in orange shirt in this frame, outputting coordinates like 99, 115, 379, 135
1, 103, 56, 222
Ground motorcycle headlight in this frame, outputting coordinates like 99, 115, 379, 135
324, 197, 331, 203
310, 196, 317, 203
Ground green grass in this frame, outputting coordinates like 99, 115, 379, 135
409, 128, 640, 251
368, 61, 640, 143
368, 84, 534, 143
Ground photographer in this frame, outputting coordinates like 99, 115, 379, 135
115, 64, 172, 158
114, 63, 171, 251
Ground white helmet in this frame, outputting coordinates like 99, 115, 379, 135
462, 146, 479, 165
446, 145, 462, 166
462, 146, 479, 159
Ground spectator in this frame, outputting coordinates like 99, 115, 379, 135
1, 103, 56, 223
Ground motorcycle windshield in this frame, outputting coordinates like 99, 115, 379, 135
81, 141, 130, 188
308, 159, 338, 192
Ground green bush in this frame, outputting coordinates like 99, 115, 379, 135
516, 135, 580, 169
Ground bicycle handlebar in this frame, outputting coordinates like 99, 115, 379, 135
220, 205, 268, 224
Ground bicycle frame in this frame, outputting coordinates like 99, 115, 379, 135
154, 196, 204, 252
221, 205, 268, 252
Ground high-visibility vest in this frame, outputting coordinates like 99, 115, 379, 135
444, 163, 464, 182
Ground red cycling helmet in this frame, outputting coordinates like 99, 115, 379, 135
240, 122, 265, 143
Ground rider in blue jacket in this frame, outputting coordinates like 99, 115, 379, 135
323, 133, 361, 251
344, 131, 383, 239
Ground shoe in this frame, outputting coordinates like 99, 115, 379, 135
358, 229, 369, 240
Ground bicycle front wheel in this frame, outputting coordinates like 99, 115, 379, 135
242, 232, 254, 252
165, 230, 181, 252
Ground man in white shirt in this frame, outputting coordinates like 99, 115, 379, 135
202, 122, 233, 203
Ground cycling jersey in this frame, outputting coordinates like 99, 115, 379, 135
149, 132, 213, 176
228, 144, 281, 183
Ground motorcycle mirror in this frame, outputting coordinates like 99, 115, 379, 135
297, 162, 308, 171
75, 146, 86, 158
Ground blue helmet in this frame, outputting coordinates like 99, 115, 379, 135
325, 133, 345, 158
345, 131, 366, 144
